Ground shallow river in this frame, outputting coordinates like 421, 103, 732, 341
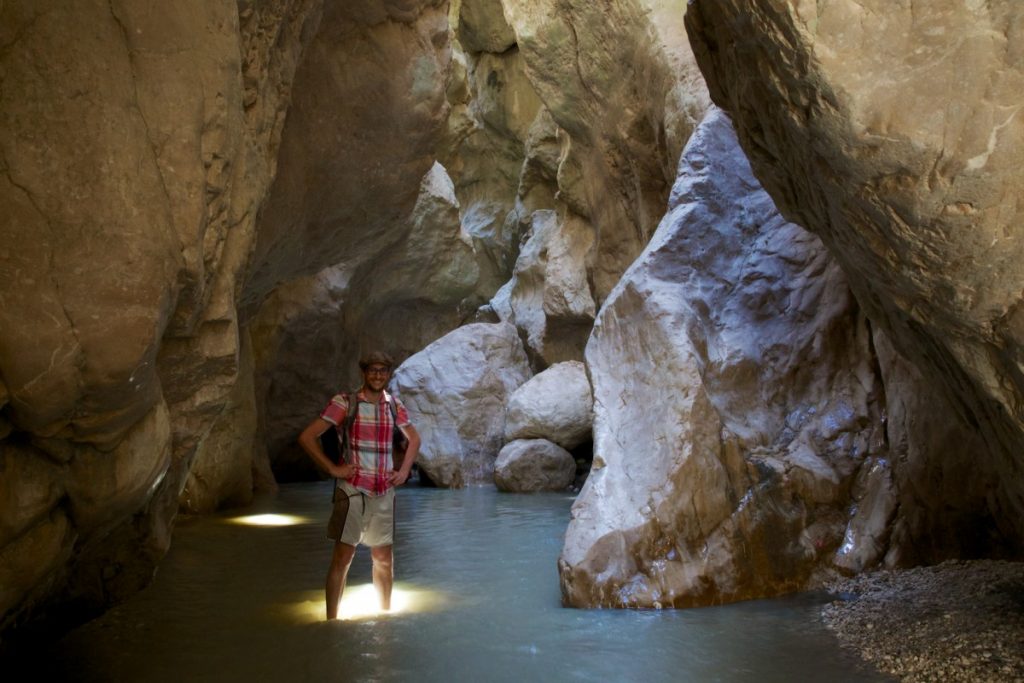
10, 484, 890, 682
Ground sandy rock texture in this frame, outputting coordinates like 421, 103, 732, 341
494, 439, 576, 492
686, 0, 1024, 552
559, 108, 884, 608
449, 0, 712, 366
0, 0, 323, 634
391, 323, 531, 487
823, 560, 1024, 682
504, 360, 592, 448
502, 0, 711, 301
241, 0, 451, 310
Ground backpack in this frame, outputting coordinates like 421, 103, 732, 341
319, 392, 410, 469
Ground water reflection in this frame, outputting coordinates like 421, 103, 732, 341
226, 513, 311, 527
284, 584, 448, 622
3, 484, 891, 682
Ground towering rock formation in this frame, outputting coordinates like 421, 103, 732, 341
686, 0, 1024, 555
258, 0, 711, 481
560, 108, 890, 607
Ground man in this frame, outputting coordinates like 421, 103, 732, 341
298, 350, 420, 620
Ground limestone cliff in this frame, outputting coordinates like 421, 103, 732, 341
489, 0, 712, 366
0, 0, 456, 637
685, 0, 1024, 556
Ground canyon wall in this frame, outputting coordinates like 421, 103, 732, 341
0, 0, 455, 637
685, 0, 1024, 553
558, 107, 991, 608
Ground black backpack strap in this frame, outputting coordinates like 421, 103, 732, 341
339, 392, 358, 463
320, 392, 359, 466
386, 392, 410, 469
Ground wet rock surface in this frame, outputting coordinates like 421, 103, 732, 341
823, 560, 1024, 683
0, 0, 323, 634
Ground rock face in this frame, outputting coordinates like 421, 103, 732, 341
559, 108, 885, 608
502, 0, 711, 301
494, 439, 576, 492
0, 0, 460, 637
449, 0, 711, 367
504, 361, 592, 449
251, 161, 486, 481
0, 0, 325, 634
391, 323, 531, 487
505, 211, 596, 366
686, 1, 1024, 552
241, 0, 451, 311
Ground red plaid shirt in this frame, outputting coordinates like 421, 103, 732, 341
320, 389, 411, 496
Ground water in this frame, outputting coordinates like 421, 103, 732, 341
7, 484, 889, 682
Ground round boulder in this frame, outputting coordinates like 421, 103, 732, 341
504, 361, 593, 449
494, 439, 576, 492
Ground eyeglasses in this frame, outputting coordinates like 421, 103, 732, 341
365, 367, 390, 376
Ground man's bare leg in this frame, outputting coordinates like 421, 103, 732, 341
326, 541, 357, 620
370, 545, 394, 611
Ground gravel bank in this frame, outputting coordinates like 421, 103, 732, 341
822, 560, 1024, 682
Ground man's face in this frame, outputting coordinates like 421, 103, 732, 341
363, 363, 390, 391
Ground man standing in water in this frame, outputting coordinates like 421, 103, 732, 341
298, 351, 420, 619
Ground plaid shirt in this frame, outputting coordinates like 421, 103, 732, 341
320, 389, 411, 496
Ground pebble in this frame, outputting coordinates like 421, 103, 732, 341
821, 560, 1024, 682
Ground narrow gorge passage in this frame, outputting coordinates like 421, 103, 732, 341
3, 1, 1024, 680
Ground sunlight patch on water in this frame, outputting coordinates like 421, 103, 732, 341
285, 583, 448, 623
226, 513, 311, 527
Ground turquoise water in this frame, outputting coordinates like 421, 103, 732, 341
7, 484, 889, 682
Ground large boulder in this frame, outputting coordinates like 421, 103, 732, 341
391, 322, 531, 487
494, 439, 576, 492
686, 1, 1024, 549
504, 361, 592, 448
559, 108, 884, 608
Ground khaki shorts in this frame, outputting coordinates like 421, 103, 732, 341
327, 481, 395, 547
